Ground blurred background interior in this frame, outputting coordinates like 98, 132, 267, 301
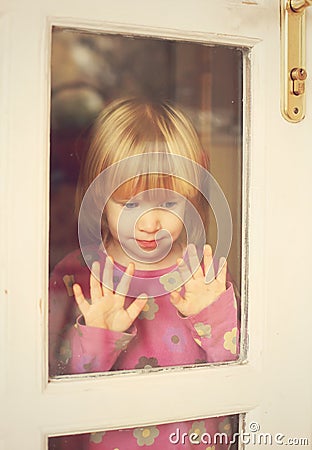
50, 27, 243, 290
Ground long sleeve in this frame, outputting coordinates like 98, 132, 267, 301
49, 249, 136, 375
69, 318, 136, 373
49, 264, 80, 376
184, 282, 239, 362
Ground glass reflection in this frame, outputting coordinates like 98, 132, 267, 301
49, 28, 243, 377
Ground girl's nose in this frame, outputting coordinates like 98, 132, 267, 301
137, 210, 161, 233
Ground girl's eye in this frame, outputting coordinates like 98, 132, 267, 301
124, 202, 139, 209
161, 201, 177, 209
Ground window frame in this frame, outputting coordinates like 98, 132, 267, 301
2, 2, 288, 449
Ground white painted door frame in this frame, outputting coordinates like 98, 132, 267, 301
1, 1, 311, 448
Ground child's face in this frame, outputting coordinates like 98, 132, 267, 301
105, 190, 186, 264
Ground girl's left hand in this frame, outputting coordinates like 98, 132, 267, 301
170, 244, 227, 317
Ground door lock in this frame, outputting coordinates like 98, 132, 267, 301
281, 0, 312, 122
291, 67, 307, 96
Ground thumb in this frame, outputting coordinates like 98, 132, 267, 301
126, 293, 149, 323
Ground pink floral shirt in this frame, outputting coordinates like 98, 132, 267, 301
49, 247, 239, 450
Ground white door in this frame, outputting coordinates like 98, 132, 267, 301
1, 0, 311, 449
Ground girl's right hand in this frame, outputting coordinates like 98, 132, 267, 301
73, 258, 148, 333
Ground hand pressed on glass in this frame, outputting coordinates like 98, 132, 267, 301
73, 258, 148, 332
170, 244, 227, 317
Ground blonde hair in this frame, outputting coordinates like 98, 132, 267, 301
76, 97, 209, 246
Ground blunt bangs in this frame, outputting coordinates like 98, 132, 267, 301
112, 174, 198, 202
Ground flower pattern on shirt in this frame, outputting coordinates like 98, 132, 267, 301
133, 426, 159, 446
159, 271, 182, 292
62, 274, 75, 296
162, 327, 187, 353
218, 416, 232, 436
194, 322, 212, 338
89, 431, 106, 444
114, 334, 133, 351
223, 327, 237, 355
59, 338, 72, 364
83, 357, 96, 371
135, 356, 159, 369
138, 297, 159, 320
188, 420, 207, 444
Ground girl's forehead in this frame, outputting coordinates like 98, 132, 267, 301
113, 187, 181, 202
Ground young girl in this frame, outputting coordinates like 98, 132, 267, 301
49, 98, 239, 449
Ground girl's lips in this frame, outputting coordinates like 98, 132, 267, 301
136, 239, 158, 249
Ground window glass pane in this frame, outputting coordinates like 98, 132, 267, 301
49, 414, 239, 449
49, 28, 243, 376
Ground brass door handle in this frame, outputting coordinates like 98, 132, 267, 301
281, 0, 312, 122
290, 0, 312, 13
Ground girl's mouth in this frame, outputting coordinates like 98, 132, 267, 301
136, 239, 158, 250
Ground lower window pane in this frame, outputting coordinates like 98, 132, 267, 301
49, 414, 239, 449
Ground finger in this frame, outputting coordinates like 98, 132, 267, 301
102, 256, 114, 293
204, 244, 215, 283
126, 293, 149, 322
169, 290, 183, 306
170, 291, 187, 316
187, 243, 203, 279
90, 261, 102, 300
73, 283, 90, 318
177, 258, 192, 283
216, 257, 227, 286
115, 262, 134, 298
